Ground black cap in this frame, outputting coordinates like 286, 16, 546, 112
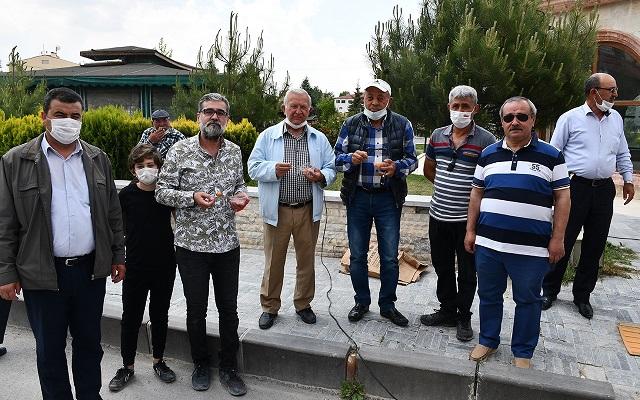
151, 109, 170, 119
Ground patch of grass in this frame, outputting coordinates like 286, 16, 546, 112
562, 241, 638, 284
340, 380, 366, 400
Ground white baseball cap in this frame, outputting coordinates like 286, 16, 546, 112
364, 78, 391, 95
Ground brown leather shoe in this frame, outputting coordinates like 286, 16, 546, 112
469, 344, 497, 362
514, 357, 531, 368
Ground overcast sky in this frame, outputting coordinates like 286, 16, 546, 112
0, 0, 422, 95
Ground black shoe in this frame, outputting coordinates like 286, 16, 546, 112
456, 318, 473, 342
219, 369, 247, 396
541, 295, 556, 311
0, 347, 6, 357
380, 307, 409, 327
348, 303, 369, 322
296, 307, 316, 324
258, 312, 277, 330
108, 367, 134, 392
420, 310, 456, 327
574, 301, 593, 319
153, 360, 176, 383
191, 363, 210, 391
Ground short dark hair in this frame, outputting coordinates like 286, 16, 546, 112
584, 74, 601, 96
44, 87, 83, 113
128, 144, 162, 173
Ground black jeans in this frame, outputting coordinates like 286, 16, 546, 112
543, 178, 615, 303
23, 256, 105, 400
0, 298, 10, 344
176, 246, 240, 370
120, 264, 176, 366
429, 216, 477, 319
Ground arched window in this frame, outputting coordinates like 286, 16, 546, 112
596, 30, 640, 156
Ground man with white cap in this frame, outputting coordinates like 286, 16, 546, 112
139, 109, 186, 158
334, 78, 418, 326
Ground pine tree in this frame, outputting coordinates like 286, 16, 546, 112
155, 37, 173, 58
348, 84, 363, 115
0, 46, 47, 118
367, 1, 598, 133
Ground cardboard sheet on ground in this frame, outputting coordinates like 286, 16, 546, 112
339, 248, 429, 285
618, 322, 640, 356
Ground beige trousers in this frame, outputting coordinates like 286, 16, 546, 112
260, 203, 320, 313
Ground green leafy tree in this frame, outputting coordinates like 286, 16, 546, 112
155, 37, 173, 58
300, 77, 325, 108
0, 46, 47, 118
172, 12, 288, 131
315, 95, 343, 145
367, 1, 598, 134
348, 84, 363, 115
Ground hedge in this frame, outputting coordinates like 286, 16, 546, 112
0, 105, 259, 180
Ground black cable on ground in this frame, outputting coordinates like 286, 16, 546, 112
319, 192, 399, 400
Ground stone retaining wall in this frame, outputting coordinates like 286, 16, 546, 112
238, 187, 432, 261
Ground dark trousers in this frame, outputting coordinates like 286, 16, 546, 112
0, 298, 10, 344
176, 246, 240, 370
543, 178, 615, 303
429, 216, 476, 319
23, 258, 106, 400
120, 264, 176, 366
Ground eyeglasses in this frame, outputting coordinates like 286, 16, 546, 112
199, 108, 229, 118
595, 86, 618, 94
502, 113, 530, 123
447, 152, 458, 172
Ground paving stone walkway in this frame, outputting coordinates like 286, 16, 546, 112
104, 197, 640, 400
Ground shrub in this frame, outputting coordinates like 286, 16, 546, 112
0, 114, 43, 155
171, 116, 199, 137
225, 118, 259, 181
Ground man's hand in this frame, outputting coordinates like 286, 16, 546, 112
0, 282, 21, 301
111, 264, 126, 283
351, 150, 368, 165
303, 167, 324, 183
148, 127, 167, 144
379, 159, 396, 177
230, 192, 250, 212
275, 163, 292, 177
548, 237, 565, 264
194, 192, 216, 209
623, 182, 635, 205
464, 231, 476, 254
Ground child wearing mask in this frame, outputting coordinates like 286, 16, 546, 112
109, 144, 177, 392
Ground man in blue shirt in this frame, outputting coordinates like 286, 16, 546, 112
335, 79, 418, 327
542, 73, 635, 319
465, 96, 570, 368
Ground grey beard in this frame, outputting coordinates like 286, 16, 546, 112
202, 122, 224, 140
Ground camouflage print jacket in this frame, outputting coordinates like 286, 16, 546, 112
155, 135, 247, 254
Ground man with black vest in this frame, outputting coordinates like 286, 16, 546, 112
335, 78, 418, 326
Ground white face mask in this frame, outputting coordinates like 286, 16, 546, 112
595, 91, 614, 113
450, 111, 473, 128
363, 107, 388, 121
49, 118, 82, 144
136, 167, 158, 185
284, 118, 307, 130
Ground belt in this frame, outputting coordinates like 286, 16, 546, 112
54, 252, 95, 267
278, 200, 312, 209
572, 175, 612, 187
358, 186, 389, 193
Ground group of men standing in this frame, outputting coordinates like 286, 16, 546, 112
0, 70, 634, 398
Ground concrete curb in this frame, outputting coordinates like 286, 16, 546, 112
8, 299, 616, 399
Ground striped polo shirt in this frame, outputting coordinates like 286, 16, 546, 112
472, 134, 570, 258
426, 124, 496, 222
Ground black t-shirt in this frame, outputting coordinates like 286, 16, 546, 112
119, 182, 175, 269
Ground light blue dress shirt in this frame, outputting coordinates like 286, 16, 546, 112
41, 136, 95, 257
550, 103, 633, 182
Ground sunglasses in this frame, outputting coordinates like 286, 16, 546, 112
502, 113, 530, 123
447, 152, 458, 172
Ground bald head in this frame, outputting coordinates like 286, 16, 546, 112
584, 73, 615, 96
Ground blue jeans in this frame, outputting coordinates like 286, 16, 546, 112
476, 245, 550, 358
347, 188, 402, 312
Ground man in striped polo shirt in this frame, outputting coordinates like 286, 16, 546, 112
420, 86, 496, 342
464, 96, 570, 368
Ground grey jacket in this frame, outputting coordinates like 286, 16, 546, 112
0, 134, 125, 290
